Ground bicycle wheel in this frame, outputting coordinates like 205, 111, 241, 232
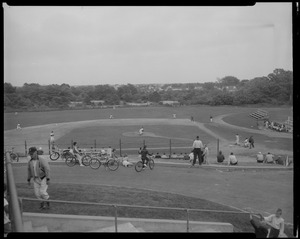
89, 158, 101, 169
10, 153, 19, 162
107, 159, 119, 171
50, 152, 60, 161
65, 156, 76, 167
82, 155, 91, 166
135, 161, 143, 172
149, 159, 155, 170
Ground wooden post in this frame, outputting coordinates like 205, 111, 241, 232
94, 139, 96, 150
217, 138, 219, 155
25, 140, 27, 156
71, 139, 73, 149
114, 205, 118, 232
169, 139, 172, 159
119, 139, 122, 157
186, 209, 190, 232
48, 139, 51, 155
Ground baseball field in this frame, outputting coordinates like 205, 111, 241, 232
4, 105, 294, 234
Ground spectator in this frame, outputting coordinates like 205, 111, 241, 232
257, 152, 264, 163
161, 153, 168, 159
202, 145, 209, 164
235, 134, 240, 146
183, 153, 190, 161
244, 138, 250, 148
27, 147, 51, 209
191, 136, 203, 167
217, 151, 225, 163
37, 147, 44, 155
111, 148, 118, 160
264, 209, 285, 238
265, 152, 274, 164
249, 213, 269, 238
107, 146, 112, 157
16, 123, 22, 130
50, 131, 55, 146
210, 116, 213, 122
121, 154, 133, 167
4, 184, 11, 236
71, 142, 84, 166
249, 136, 254, 149
171, 152, 177, 159
275, 156, 285, 166
189, 150, 194, 163
228, 152, 238, 166
155, 152, 161, 159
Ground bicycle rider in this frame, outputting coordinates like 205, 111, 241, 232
71, 142, 84, 166
140, 145, 152, 169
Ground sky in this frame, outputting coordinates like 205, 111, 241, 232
3, 3, 293, 86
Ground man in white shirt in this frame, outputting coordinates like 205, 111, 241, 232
139, 127, 144, 136
257, 152, 264, 163
191, 136, 203, 167
265, 152, 274, 164
228, 152, 238, 165
264, 208, 285, 238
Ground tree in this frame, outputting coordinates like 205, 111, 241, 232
218, 76, 240, 88
4, 82, 16, 94
148, 91, 161, 102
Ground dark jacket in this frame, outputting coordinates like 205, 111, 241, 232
141, 149, 149, 160
27, 156, 50, 181
217, 153, 225, 163
250, 219, 268, 238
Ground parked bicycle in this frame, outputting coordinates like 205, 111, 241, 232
5, 147, 19, 162
89, 155, 119, 171
65, 150, 93, 167
50, 145, 72, 161
135, 155, 155, 172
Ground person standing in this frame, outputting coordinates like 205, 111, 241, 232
202, 144, 209, 164
249, 136, 255, 149
27, 147, 51, 209
191, 136, 203, 167
235, 134, 240, 146
264, 208, 285, 238
50, 131, 55, 147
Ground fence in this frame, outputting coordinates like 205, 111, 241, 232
4, 138, 221, 159
20, 197, 249, 232
4, 152, 24, 232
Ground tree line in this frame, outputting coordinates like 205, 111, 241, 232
4, 68, 292, 112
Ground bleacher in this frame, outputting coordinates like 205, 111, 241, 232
249, 109, 269, 120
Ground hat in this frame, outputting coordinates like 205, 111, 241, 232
28, 147, 37, 155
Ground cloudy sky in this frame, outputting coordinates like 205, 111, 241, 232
4, 3, 292, 86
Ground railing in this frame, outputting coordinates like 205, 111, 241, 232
5, 152, 24, 232
20, 197, 249, 232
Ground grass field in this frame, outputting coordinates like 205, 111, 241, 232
4, 105, 291, 131
16, 183, 294, 236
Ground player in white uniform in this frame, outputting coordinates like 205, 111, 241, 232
139, 127, 144, 136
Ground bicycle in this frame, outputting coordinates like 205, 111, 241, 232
89, 155, 119, 171
65, 150, 92, 167
5, 147, 19, 162
50, 145, 72, 161
135, 155, 155, 172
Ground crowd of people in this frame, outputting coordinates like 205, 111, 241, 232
264, 120, 291, 133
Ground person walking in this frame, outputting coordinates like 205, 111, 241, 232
27, 147, 51, 209
191, 136, 203, 167
249, 136, 255, 149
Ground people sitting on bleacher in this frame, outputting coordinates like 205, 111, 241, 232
161, 153, 168, 159
183, 153, 190, 161
274, 155, 285, 166
155, 152, 161, 158
256, 152, 264, 163
265, 152, 274, 164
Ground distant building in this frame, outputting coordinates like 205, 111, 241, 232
160, 101, 180, 106
90, 100, 105, 106
126, 102, 152, 106
68, 101, 83, 107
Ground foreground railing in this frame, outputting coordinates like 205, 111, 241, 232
5, 152, 24, 232
20, 197, 249, 232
